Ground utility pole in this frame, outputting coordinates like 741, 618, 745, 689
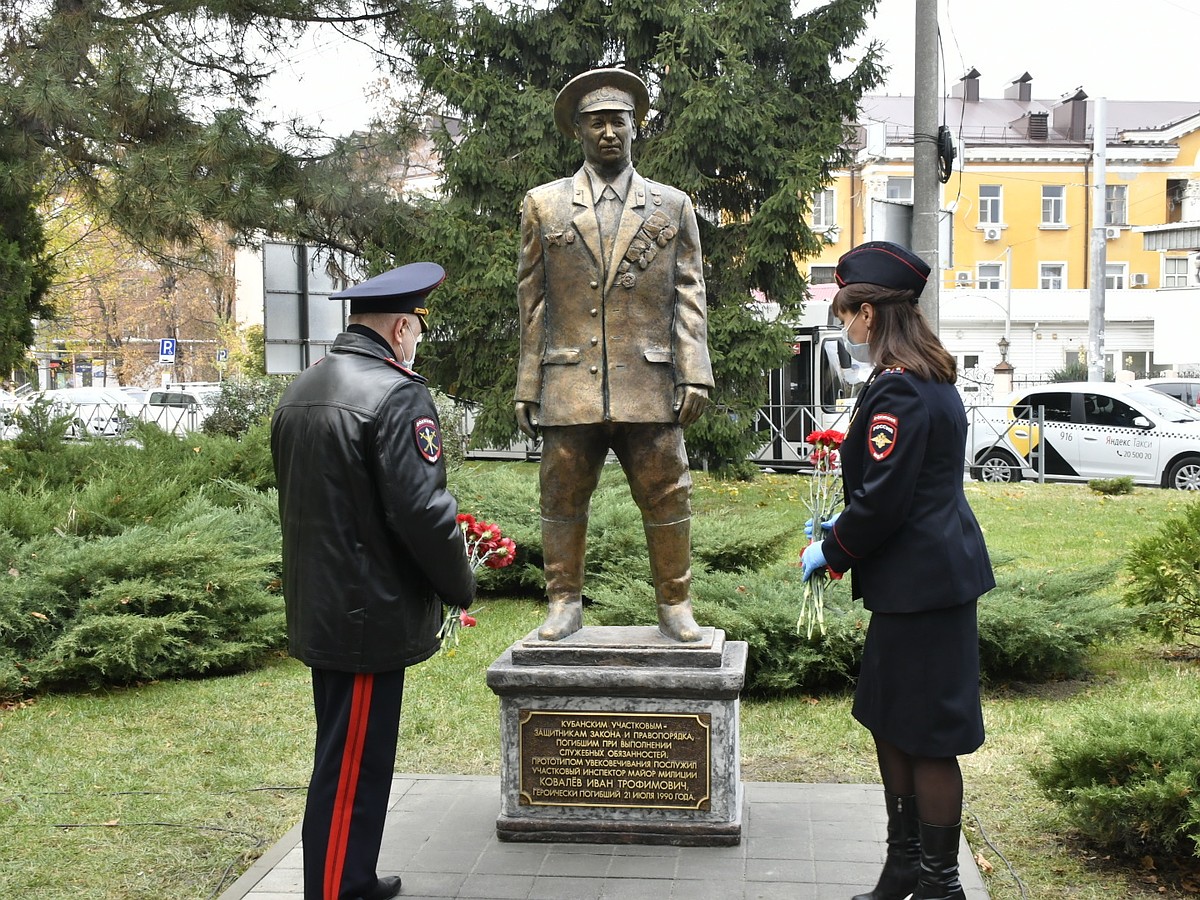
1088, 98, 1107, 382
913, 0, 941, 331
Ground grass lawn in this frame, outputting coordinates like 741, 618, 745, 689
0, 472, 1197, 899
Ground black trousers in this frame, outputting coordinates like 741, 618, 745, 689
303, 667, 405, 900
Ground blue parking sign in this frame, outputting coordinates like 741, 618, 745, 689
159, 338, 177, 363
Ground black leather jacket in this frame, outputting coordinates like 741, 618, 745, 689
271, 329, 475, 672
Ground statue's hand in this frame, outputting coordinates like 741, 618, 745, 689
515, 401, 541, 438
674, 385, 710, 427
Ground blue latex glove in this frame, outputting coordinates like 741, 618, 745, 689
800, 541, 827, 582
803, 512, 841, 539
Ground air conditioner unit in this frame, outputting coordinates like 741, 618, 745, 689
955, 271, 973, 285
1131, 272, 1149, 287
1105, 226, 1121, 240
983, 226, 1001, 242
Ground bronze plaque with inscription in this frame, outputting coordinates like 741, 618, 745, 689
518, 710, 711, 809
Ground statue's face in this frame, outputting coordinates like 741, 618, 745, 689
576, 110, 634, 173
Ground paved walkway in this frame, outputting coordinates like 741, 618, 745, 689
220, 775, 989, 900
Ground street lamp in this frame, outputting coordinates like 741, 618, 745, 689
994, 335, 1014, 397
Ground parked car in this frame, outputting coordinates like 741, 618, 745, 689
139, 386, 220, 435
1132, 377, 1200, 409
0, 389, 23, 440
32, 387, 140, 439
968, 381, 1200, 490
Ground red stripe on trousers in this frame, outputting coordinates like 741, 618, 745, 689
323, 673, 374, 900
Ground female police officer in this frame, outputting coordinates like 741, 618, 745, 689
801, 241, 994, 900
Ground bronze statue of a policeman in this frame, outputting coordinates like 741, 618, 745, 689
515, 68, 714, 642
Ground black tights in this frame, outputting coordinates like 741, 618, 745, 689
874, 736, 963, 826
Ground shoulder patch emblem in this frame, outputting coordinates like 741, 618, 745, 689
869, 412, 899, 461
880, 366, 907, 375
413, 416, 442, 464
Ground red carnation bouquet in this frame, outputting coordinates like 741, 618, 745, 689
437, 514, 517, 653
798, 429, 845, 638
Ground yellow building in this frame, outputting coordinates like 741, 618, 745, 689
804, 71, 1200, 294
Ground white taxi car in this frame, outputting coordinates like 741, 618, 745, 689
968, 381, 1200, 490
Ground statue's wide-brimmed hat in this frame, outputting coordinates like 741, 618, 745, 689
553, 68, 650, 138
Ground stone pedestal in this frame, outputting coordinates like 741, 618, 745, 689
486, 625, 747, 846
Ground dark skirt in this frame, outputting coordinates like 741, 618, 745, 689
852, 600, 985, 757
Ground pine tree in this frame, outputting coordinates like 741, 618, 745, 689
379, 0, 883, 470
0, 127, 54, 376
0, 0, 420, 368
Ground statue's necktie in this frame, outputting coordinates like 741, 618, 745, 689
596, 185, 621, 269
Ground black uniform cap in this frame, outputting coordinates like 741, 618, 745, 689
332, 261, 446, 325
834, 241, 930, 301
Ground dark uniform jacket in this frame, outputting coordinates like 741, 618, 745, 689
515, 166, 714, 425
822, 367, 994, 613
271, 330, 475, 673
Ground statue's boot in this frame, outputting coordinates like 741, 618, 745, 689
646, 518, 704, 642
537, 516, 587, 641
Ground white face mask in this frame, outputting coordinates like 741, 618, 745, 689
398, 321, 422, 369
839, 310, 874, 364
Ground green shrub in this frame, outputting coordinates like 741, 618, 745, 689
977, 565, 1134, 682
589, 561, 1128, 693
691, 507, 794, 572
201, 376, 290, 438
588, 562, 866, 695
1033, 705, 1200, 859
0, 494, 284, 698
433, 391, 467, 469
447, 462, 798, 597
449, 462, 547, 594
10, 395, 72, 452
1088, 476, 1134, 495
1049, 362, 1114, 383
1124, 500, 1200, 649
448, 464, 1127, 692
0, 424, 278, 541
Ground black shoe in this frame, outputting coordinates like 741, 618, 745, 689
360, 875, 402, 900
852, 793, 920, 900
912, 821, 966, 900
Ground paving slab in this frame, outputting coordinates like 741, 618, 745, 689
220, 775, 989, 900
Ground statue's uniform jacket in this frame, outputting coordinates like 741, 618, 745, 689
516, 167, 714, 423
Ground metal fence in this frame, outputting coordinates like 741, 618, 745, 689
2, 396, 214, 440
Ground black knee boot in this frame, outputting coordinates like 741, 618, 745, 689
913, 821, 967, 900
852, 793, 920, 900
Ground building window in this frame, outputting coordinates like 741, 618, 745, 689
1120, 352, 1150, 378
810, 266, 836, 285
886, 177, 913, 201
979, 185, 1002, 224
812, 189, 836, 229
1164, 256, 1189, 287
1105, 263, 1127, 290
1041, 185, 1065, 226
1105, 184, 1128, 226
977, 263, 1003, 290
1167, 179, 1186, 224
958, 354, 982, 392
1039, 263, 1065, 290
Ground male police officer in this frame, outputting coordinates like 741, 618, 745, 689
515, 68, 714, 642
272, 262, 475, 900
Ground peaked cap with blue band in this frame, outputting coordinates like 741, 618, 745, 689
834, 241, 930, 302
332, 261, 446, 324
